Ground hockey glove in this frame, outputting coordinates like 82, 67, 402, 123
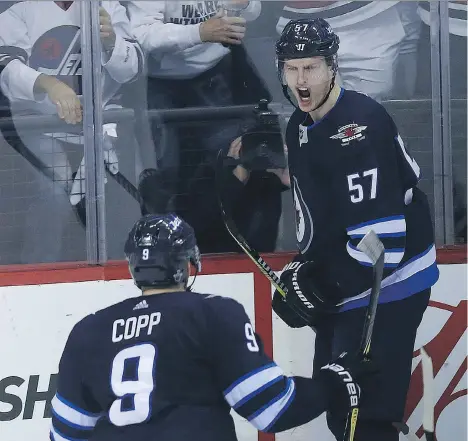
272, 260, 338, 328
319, 351, 378, 414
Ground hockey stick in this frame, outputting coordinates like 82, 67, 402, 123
215, 149, 288, 298
357, 230, 385, 359
393, 422, 420, 441
342, 230, 385, 441
420, 347, 435, 441
104, 164, 142, 204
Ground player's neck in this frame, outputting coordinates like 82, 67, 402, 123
142, 286, 185, 296
308, 83, 341, 122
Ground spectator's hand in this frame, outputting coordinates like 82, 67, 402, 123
228, 137, 250, 184
267, 144, 289, 186
99, 7, 116, 52
35, 75, 82, 125
267, 167, 290, 187
199, 9, 246, 45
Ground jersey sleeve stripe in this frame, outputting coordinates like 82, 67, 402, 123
0, 46, 29, 67
55, 393, 101, 417
50, 426, 87, 441
346, 242, 404, 267
52, 410, 94, 431
123, 37, 144, 79
248, 378, 296, 431
224, 364, 284, 407
338, 245, 437, 311
395, 134, 420, 179
233, 376, 284, 410
52, 395, 100, 428
346, 215, 406, 236
348, 231, 406, 240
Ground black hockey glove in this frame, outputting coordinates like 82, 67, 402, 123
319, 352, 378, 414
272, 260, 338, 328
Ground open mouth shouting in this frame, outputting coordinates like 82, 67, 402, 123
297, 87, 311, 104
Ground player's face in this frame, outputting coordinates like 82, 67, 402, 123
283, 57, 332, 112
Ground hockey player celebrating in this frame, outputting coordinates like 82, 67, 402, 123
272, 18, 440, 441
50, 213, 374, 441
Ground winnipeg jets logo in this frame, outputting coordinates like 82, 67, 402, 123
299, 124, 308, 146
330, 123, 367, 146
292, 177, 313, 253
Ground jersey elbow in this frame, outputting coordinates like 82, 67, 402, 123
346, 215, 407, 268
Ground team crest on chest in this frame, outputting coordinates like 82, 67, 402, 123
330, 123, 367, 146
299, 124, 308, 146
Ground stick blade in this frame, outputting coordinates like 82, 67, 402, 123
356, 230, 385, 265
420, 347, 435, 435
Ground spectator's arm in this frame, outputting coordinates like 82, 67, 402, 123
0, 4, 44, 102
101, 2, 144, 83
127, 1, 202, 55
223, 164, 250, 208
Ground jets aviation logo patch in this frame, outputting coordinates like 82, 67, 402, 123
330, 123, 367, 146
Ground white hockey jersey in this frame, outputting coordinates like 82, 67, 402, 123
276, 1, 400, 34
127, 1, 261, 79
0, 0, 143, 113
418, 1, 467, 37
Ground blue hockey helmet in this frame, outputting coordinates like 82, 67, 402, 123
124, 214, 201, 289
275, 18, 339, 63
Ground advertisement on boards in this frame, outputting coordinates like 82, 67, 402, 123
0, 265, 466, 441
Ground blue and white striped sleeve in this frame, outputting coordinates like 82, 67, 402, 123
50, 394, 101, 441
223, 363, 296, 432
346, 215, 406, 269
50, 320, 102, 441
205, 296, 329, 433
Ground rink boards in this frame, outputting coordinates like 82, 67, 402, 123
0, 251, 466, 441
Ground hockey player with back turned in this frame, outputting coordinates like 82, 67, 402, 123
272, 17, 440, 441
50, 213, 375, 441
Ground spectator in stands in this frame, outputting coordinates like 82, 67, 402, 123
185, 135, 289, 253
0, 0, 143, 263
417, 0, 467, 243
393, 1, 422, 99
416, 0, 467, 98
126, 1, 263, 201
138, 134, 289, 254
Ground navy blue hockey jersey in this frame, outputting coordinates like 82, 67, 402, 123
286, 89, 439, 312
50, 291, 334, 441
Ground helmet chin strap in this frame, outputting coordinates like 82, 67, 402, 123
186, 265, 199, 292
310, 75, 336, 112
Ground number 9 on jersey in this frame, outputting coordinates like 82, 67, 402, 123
109, 343, 157, 426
